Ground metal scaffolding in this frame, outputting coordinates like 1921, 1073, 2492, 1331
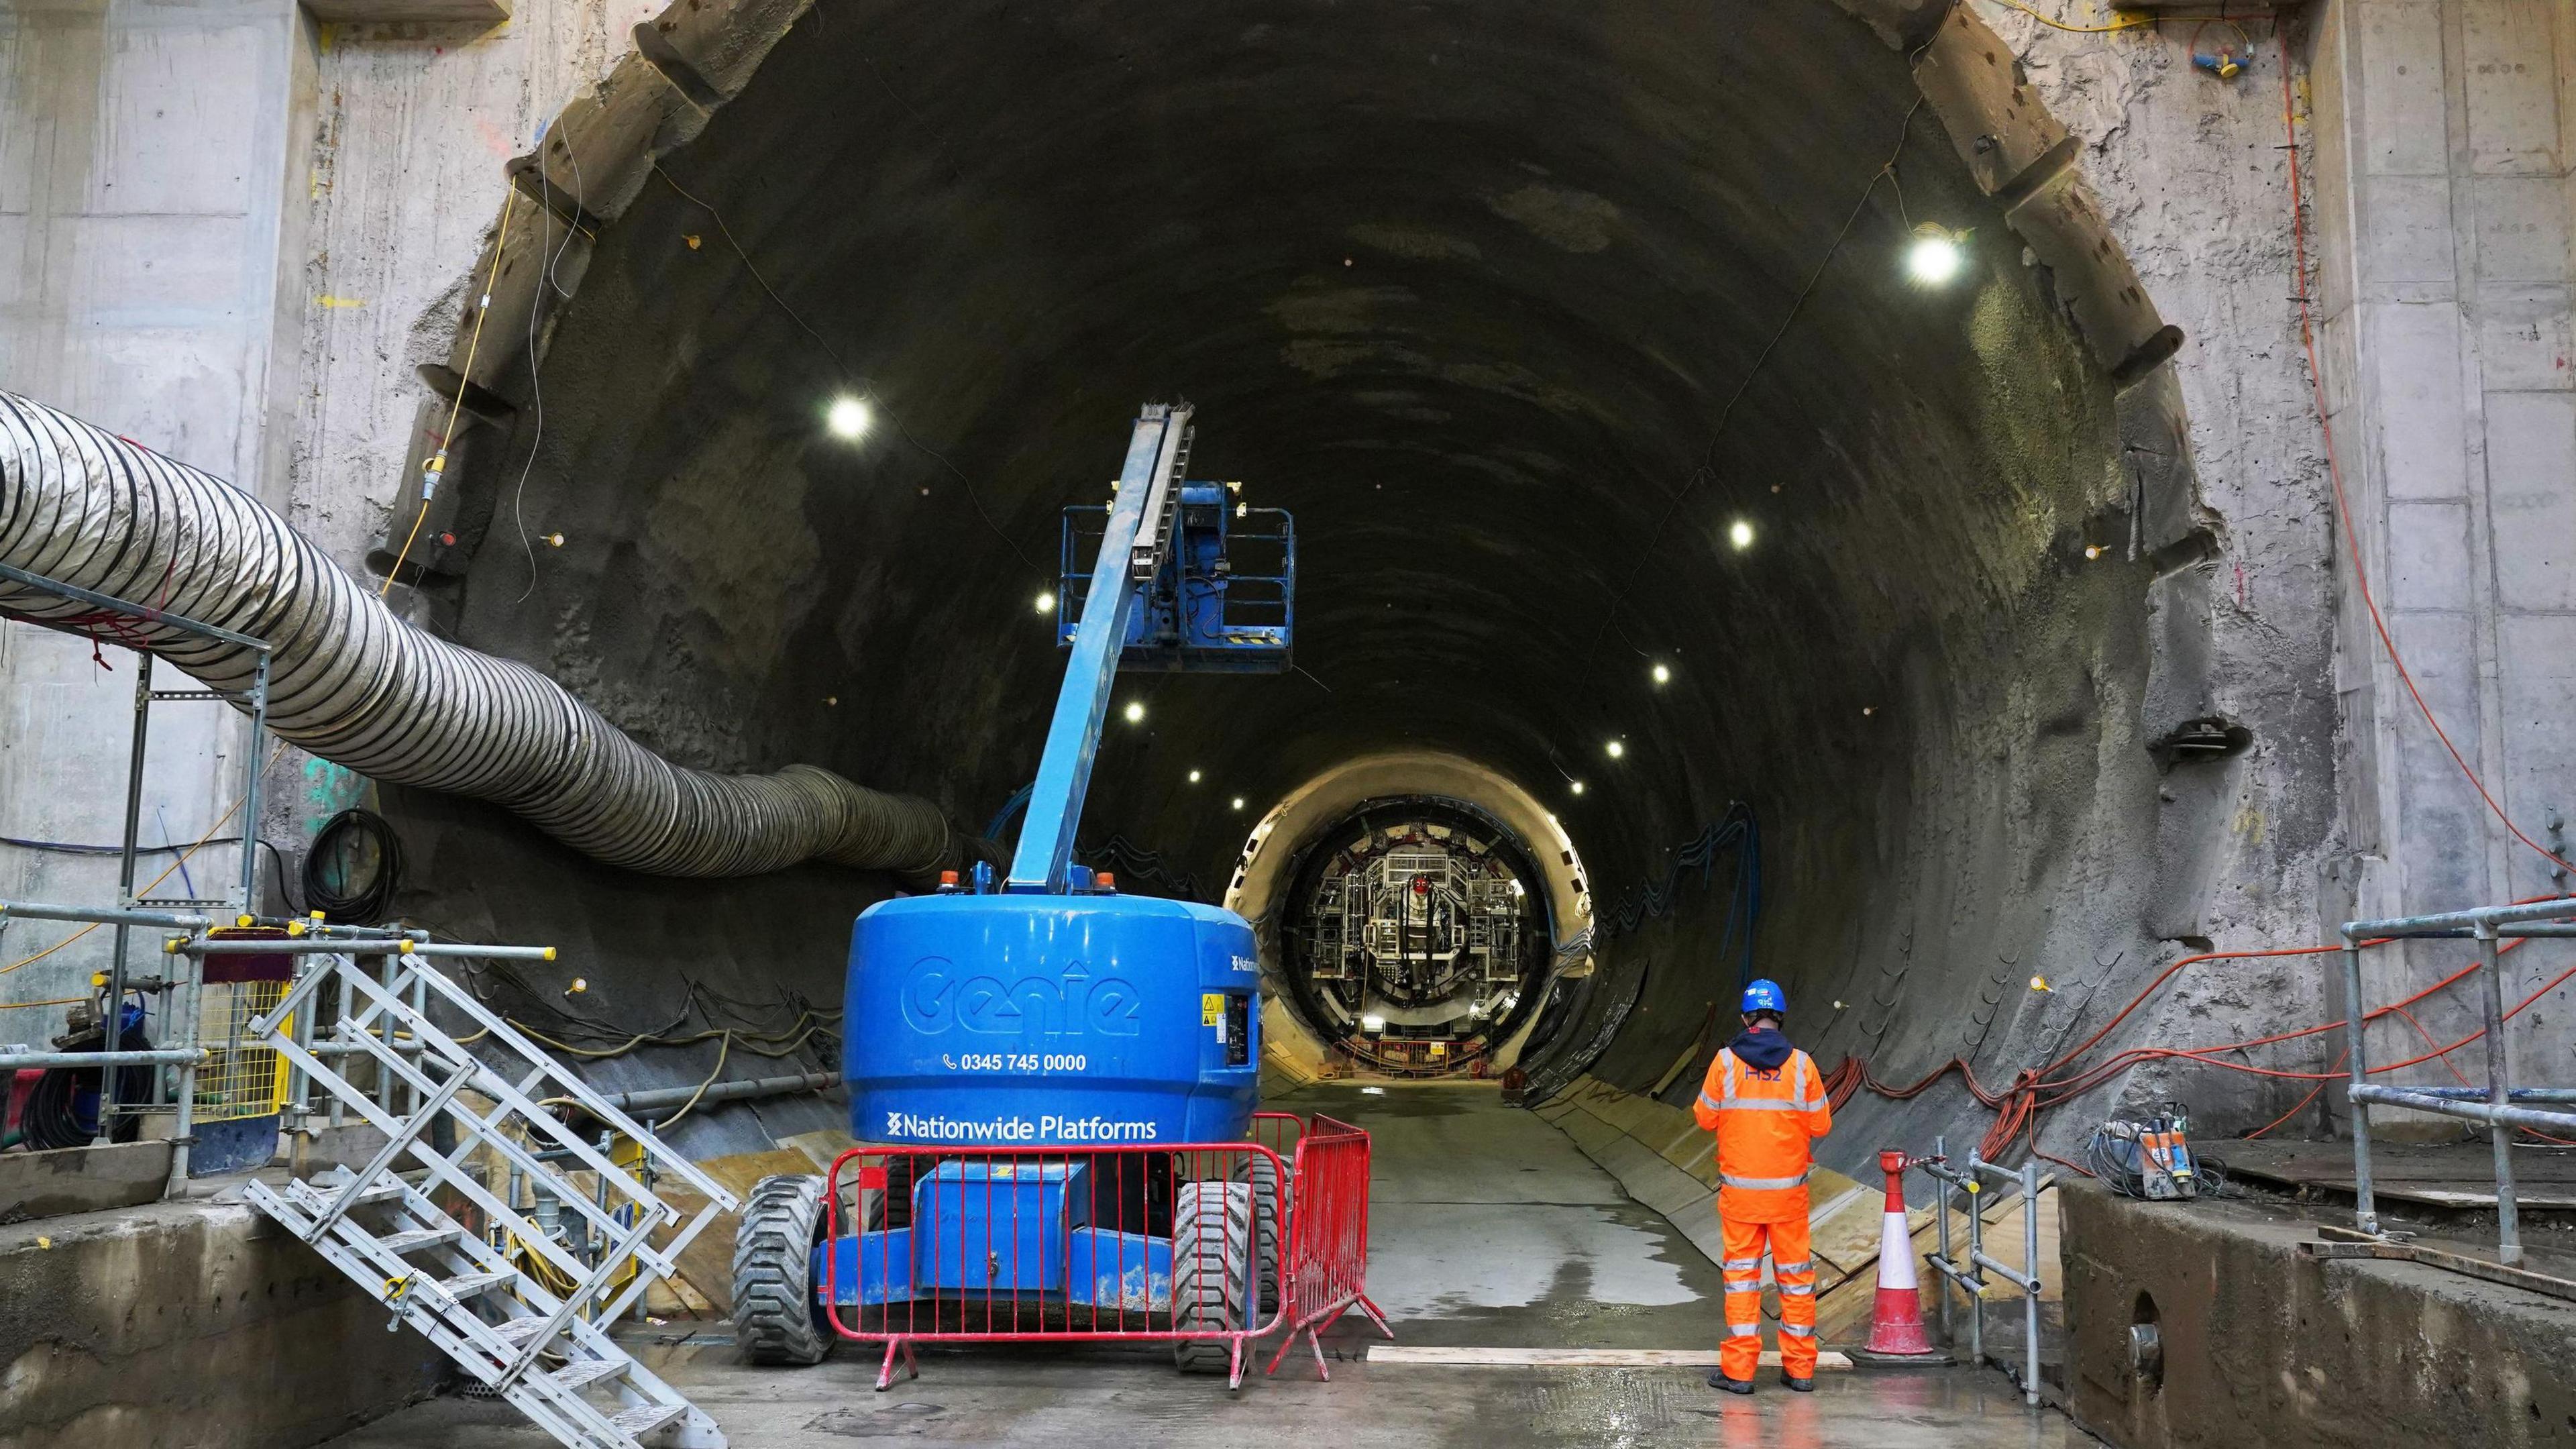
0, 558, 270, 1142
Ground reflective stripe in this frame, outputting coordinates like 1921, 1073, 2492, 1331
1778, 1283, 1814, 1297
1721, 1170, 1811, 1191
1727, 1323, 1762, 1338
1779, 1323, 1815, 1338
1717, 1051, 1737, 1103
1695, 1091, 1723, 1112
1790, 1053, 1809, 1105
1717, 1098, 1812, 1112
1772, 1260, 1813, 1275
1721, 1258, 1762, 1272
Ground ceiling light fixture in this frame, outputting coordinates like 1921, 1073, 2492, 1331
1034, 590, 1057, 613
1652, 663, 1672, 686
826, 396, 871, 439
1727, 520, 1755, 551
1570, 781, 1587, 796
1605, 740, 1625, 759
1188, 769, 1203, 784
1907, 223, 1967, 286
1123, 701, 1145, 723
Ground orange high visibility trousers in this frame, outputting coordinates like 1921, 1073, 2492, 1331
1719, 1213, 1817, 1383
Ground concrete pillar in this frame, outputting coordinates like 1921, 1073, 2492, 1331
0, 0, 313, 1014
2308, 0, 2576, 1098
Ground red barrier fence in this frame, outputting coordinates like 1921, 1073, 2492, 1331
1265, 1112, 1393, 1379
820, 1111, 1379, 1391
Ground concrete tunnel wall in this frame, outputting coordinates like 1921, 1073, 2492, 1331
314, 0, 2346, 1171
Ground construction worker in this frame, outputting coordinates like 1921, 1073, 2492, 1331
1692, 977, 1832, 1395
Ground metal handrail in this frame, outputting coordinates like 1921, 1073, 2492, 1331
2338, 902, 2576, 1267
1917, 1140, 2043, 1407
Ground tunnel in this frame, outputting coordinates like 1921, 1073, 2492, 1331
337, 0, 2251, 1177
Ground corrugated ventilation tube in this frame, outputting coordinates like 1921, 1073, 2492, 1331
0, 389, 963, 879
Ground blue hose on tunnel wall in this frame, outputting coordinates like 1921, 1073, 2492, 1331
1595, 802, 1761, 987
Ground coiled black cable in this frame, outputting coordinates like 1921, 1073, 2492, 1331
303, 808, 403, 924
21, 1015, 152, 1150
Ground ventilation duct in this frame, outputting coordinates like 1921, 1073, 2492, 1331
0, 390, 963, 880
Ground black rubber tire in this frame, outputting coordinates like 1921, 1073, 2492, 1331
733, 1173, 835, 1366
1239, 1155, 1289, 1317
1170, 1180, 1254, 1374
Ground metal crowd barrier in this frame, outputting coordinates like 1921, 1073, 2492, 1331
1917, 1138, 2043, 1407
2341, 898, 2576, 1266
1263, 1112, 1393, 1379
820, 1110, 1384, 1391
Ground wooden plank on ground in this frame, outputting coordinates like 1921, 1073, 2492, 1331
1369, 1346, 1853, 1371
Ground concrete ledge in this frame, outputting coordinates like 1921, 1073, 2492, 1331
0, 1200, 444, 1449
0, 1140, 169, 1223
2062, 1180, 2576, 1448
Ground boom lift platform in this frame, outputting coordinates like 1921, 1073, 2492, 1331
733, 403, 1357, 1389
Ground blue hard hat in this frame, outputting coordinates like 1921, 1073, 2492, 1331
1740, 978, 1786, 1015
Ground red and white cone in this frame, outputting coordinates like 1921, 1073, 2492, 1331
1866, 1147, 1937, 1356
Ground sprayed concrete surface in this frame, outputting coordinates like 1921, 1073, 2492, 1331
317, 1085, 2096, 1448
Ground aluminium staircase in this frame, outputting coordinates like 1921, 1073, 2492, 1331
241, 946, 739, 1449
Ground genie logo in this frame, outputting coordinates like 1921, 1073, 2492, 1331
900, 957, 1144, 1037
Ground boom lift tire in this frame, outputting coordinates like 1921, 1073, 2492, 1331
1169, 1179, 1255, 1373
1238, 1155, 1287, 1316
734, 1173, 836, 1365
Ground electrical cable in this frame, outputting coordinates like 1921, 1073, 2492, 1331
383, 186, 518, 599
1, 833, 299, 917
0, 743, 286, 975
302, 808, 404, 925
513, 104, 594, 606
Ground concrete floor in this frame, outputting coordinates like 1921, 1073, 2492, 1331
325, 1086, 2098, 1448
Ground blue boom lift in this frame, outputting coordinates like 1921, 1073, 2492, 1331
731, 402, 1295, 1375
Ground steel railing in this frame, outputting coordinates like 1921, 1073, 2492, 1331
2340, 899, 2576, 1265
1917, 1139, 2043, 1407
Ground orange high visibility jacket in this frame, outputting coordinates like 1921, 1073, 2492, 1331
1691, 1035, 1833, 1223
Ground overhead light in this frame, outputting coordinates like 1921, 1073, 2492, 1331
1359, 1013, 1387, 1034
1907, 223, 1966, 286
1360, 1085, 1385, 1095
1231, 796, 1246, 811
1605, 740, 1625, 759
1123, 701, 1145, 723
1570, 781, 1586, 796
1034, 590, 1057, 613
2084, 545, 2103, 560
1188, 769, 1203, 784
1651, 663, 1672, 686
1507, 879, 1525, 897
825, 396, 871, 439
1727, 520, 1755, 551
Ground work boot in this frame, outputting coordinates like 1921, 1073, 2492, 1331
1707, 1371, 1754, 1395
1779, 1371, 1815, 1393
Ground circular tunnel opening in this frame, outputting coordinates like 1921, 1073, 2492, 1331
1274, 795, 1555, 1076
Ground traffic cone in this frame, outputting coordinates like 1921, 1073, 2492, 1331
1866, 1147, 1937, 1356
